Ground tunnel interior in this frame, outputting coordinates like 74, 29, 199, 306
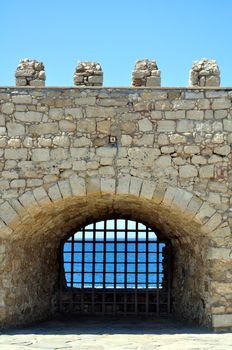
0, 193, 211, 327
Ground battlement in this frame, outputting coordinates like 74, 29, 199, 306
2, 58, 222, 88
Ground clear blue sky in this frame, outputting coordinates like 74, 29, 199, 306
1, 0, 232, 87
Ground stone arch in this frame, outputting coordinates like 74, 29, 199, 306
0, 175, 225, 328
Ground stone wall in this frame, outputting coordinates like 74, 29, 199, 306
0, 85, 231, 330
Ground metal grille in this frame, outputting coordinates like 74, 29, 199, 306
60, 219, 171, 316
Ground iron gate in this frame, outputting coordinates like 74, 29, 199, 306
60, 219, 171, 316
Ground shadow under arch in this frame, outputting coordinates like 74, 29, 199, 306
0, 183, 223, 328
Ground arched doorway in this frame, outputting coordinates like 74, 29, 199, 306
60, 219, 171, 316
0, 183, 224, 328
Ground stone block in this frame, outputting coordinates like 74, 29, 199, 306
86, 107, 115, 119
207, 247, 231, 260
0, 202, 19, 226
172, 100, 195, 110
58, 180, 72, 198
199, 165, 214, 178
121, 135, 132, 146
212, 98, 231, 110
19, 191, 38, 210
32, 149, 50, 162
7, 123, 25, 136
48, 184, 62, 201
192, 156, 207, 164
179, 165, 198, 178
29, 123, 58, 135
1, 103, 14, 115
162, 186, 176, 207
151, 111, 162, 120
157, 120, 176, 132
33, 187, 51, 205
117, 175, 131, 194
146, 76, 160, 86
53, 135, 70, 147
202, 212, 222, 232
169, 134, 186, 144
184, 145, 200, 154
140, 180, 156, 200
49, 108, 64, 120
223, 119, 232, 131
138, 118, 153, 131
129, 177, 143, 196
195, 202, 216, 224
10, 179, 25, 188
133, 134, 154, 146
96, 147, 117, 158
214, 145, 230, 156
0, 114, 5, 126
86, 177, 101, 193
165, 111, 185, 120
101, 178, 116, 193
5, 149, 27, 160
50, 148, 69, 160
185, 92, 204, 99
59, 120, 76, 132
77, 119, 96, 133
177, 120, 194, 132
12, 95, 32, 104
15, 111, 43, 123
212, 314, 232, 329
69, 175, 86, 196
186, 110, 204, 120
171, 188, 193, 212
155, 156, 172, 168
214, 109, 228, 119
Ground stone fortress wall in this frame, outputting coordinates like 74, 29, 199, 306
0, 58, 231, 330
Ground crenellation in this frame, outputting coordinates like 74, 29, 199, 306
132, 59, 161, 87
189, 58, 220, 87
73, 61, 103, 86
15, 59, 46, 87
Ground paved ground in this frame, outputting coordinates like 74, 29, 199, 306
0, 317, 232, 350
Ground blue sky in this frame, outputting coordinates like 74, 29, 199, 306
1, 0, 232, 87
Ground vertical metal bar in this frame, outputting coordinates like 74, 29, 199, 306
92, 222, 96, 314
156, 241, 160, 316
113, 218, 117, 315
71, 234, 74, 311
124, 219, 128, 315
59, 240, 65, 313
102, 220, 107, 314
167, 242, 171, 314
135, 221, 138, 315
81, 227, 85, 314
145, 226, 149, 315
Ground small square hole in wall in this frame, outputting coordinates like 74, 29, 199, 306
109, 136, 117, 144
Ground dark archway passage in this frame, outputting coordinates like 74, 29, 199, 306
60, 219, 171, 316
0, 188, 222, 328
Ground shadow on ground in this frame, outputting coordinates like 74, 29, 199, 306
0, 316, 216, 335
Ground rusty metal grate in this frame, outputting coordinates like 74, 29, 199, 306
60, 219, 171, 316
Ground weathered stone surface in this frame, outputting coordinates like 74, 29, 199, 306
132, 59, 161, 87
212, 314, 232, 328
15, 59, 46, 86
1, 102, 14, 115
179, 165, 198, 177
189, 58, 220, 87
0, 85, 231, 331
73, 61, 103, 86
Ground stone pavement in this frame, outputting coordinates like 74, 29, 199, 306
0, 317, 232, 350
